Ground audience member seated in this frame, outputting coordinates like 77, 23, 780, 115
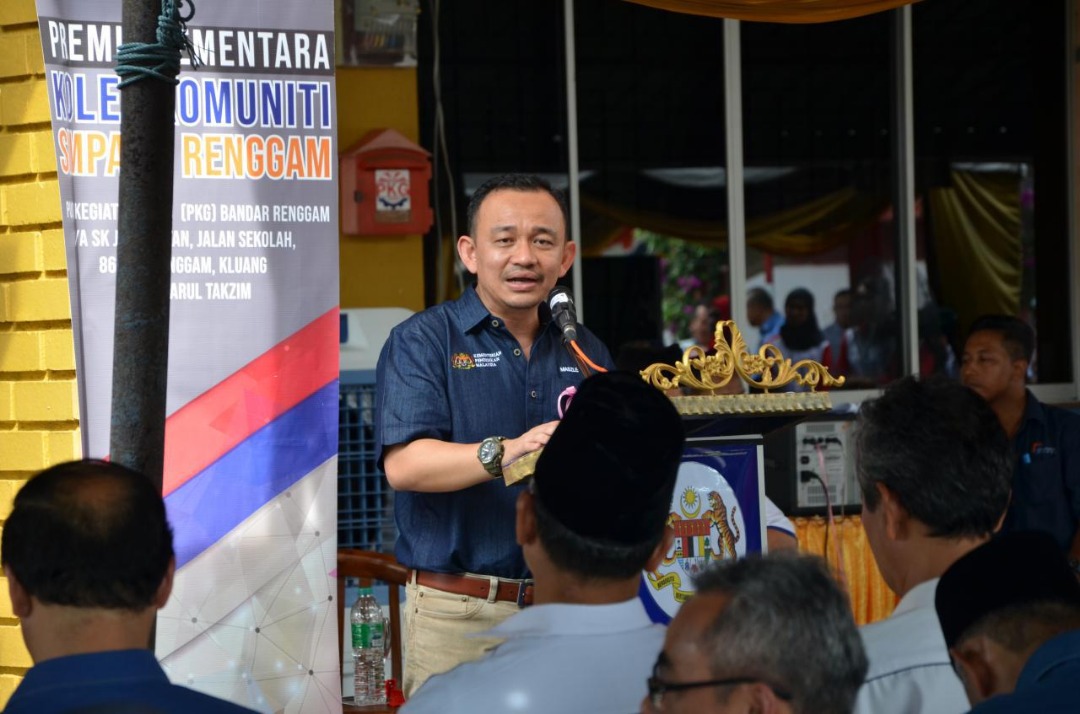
642, 553, 867, 714
840, 276, 898, 388
852, 376, 1012, 714
961, 314, 1080, 559
746, 287, 783, 350
936, 531, 1080, 713
1, 459, 257, 714
918, 304, 958, 378
402, 371, 685, 713
684, 302, 721, 351
763, 499, 798, 553
766, 287, 835, 385
823, 288, 852, 361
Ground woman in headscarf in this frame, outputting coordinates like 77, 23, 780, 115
766, 287, 837, 389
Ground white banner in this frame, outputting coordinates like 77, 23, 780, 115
36, 1, 341, 711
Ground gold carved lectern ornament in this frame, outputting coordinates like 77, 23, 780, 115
641, 319, 844, 417
502, 320, 844, 485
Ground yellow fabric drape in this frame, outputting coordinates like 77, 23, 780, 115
624, 0, 920, 23
794, 515, 898, 626
580, 188, 887, 258
928, 169, 1022, 334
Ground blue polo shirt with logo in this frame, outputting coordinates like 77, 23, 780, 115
375, 286, 613, 578
1000, 390, 1080, 552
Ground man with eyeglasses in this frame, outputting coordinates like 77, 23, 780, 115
642, 554, 867, 714
402, 371, 684, 713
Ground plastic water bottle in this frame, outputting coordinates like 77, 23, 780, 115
350, 586, 386, 705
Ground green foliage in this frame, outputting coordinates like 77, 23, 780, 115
638, 230, 728, 339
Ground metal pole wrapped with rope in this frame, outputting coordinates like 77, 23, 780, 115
110, 0, 199, 490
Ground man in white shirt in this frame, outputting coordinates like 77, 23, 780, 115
852, 376, 1012, 714
402, 371, 685, 714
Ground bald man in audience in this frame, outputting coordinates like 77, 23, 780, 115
2, 460, 256, 713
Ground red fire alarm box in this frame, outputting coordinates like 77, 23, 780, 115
340, 128, 434, 235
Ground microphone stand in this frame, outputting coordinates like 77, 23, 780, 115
563, 337, 593, 378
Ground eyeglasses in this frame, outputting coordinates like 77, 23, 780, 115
646, 661, 793, 711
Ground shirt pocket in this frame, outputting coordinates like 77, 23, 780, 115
1016, 454, 1064, 505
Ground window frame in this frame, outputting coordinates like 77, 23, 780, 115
562, 1, 1080, 403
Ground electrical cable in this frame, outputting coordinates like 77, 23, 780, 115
562, 341, 591, 378
426, 0, 444, 301
426, 0, 461, 300
814, 442, 847, 588
806, 471, 831, 568
429, 0, 461, 299
570, 339, 607, 375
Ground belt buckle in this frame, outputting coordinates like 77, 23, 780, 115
515, 579, 534, 607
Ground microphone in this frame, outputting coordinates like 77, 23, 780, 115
548, 286, 578, 344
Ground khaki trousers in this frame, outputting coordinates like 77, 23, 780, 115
402, 578, 521, 697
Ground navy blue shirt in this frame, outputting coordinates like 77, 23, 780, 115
375, 287, 613, 578
1000, 390, 1080, 552
968, 630, 1080, 713
4, 649, 257, 713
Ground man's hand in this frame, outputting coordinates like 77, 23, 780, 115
384, 420, 563, 493
502, 420, 559, 466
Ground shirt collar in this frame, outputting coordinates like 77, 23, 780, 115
479, 598, 656, 639
17, 649, 166, 696
453, 285, 493, 333
1015, 629, 1080, 690
892, 577, 940, 617
1021, 389, 1047, 429
762, 312, 783, 333
452, 285, 556, 337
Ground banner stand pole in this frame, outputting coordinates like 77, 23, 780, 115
110, 0, 178, 502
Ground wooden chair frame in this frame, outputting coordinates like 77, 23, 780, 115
337, 549, 410, 709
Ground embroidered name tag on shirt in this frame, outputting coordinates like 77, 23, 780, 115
1022, 442, 1057, 463
559, 366, 580, 373
452, 351, 502, 369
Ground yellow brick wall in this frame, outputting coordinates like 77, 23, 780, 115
0, 0, 80, 701
0, 0, 424, 702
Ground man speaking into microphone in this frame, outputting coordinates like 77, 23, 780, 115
375, 174, 613, 695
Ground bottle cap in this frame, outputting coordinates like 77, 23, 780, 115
386, 679, 405, 707
358, 586, 374, 595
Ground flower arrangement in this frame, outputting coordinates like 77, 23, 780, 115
639, 230, 728, 340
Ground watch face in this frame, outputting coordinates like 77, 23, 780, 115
479, 439, 499, 464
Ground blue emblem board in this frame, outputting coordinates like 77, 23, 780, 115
639, 437, 764, 624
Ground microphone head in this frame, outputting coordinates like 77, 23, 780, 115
548, 285, 574, 313
548, 286, 578, 343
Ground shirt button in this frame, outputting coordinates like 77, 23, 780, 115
531, 390, 538, 398
514, 348, 521, 357
491, 319, 500, 327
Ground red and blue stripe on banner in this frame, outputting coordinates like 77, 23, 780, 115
160, 308, 340, 567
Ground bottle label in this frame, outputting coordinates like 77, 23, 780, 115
351, 622, 384, 649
